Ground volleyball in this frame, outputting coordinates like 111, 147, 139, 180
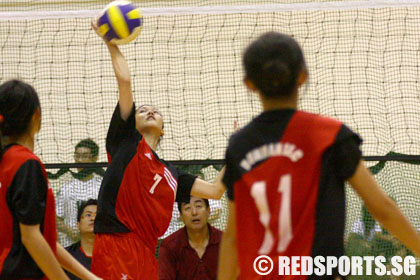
97, 1, 143, 45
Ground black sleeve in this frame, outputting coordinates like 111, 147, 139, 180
223, 139, 241, 201
328, 125, 363, 180
175, 168, 197, 203
106, 102, 138, 158
6, 160, 48, 225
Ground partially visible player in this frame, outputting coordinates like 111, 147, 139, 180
218, 32, 420, 279
90, 23, 225, 279
0, 80, 102, 279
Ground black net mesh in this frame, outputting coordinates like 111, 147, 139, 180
2, 6, 420, 162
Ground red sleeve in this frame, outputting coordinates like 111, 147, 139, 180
158, 241, 177, 280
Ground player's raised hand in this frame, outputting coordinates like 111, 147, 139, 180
91, 20, 132, 120
91, 20, 102, 39
91, 20, 122, 59
91, 20, 115, 46
233, 120, 239, 133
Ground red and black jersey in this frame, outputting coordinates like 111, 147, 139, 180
0, 144, 57, 279
223, 109, 362, 280
94, 103, 196, 250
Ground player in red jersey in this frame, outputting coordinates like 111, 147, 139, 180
218, 32, 420, 280
90, 23, 225, 279
0, 80, 102, 280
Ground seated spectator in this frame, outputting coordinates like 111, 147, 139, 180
56, 139, 102, 246
162, 199, 223, 239
159, 196, 223, 280
66, 199, 97, 280
160, 171, 223, 239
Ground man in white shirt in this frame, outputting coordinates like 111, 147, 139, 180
56, 139, 102, 247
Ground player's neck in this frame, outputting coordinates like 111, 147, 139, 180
143, 134, 159, 151
259, 92, 298, 111
5, 133, 35, 152
80, 233, 95, 257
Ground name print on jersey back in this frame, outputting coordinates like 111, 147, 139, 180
240, 142, 304, 171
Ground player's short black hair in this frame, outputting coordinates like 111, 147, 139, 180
0, 80, 40, 156
77, 199, 98, 222
243, 31, 306, 99
75, 138, 99, 158
178, 197, 210, 214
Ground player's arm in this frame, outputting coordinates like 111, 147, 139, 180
106, 43, 133, 120
91, 21, 133, 120
349, 160, 420, 257
13, 160, 70, 279
19, 224, 69, 280
56, 243, 102, 280
218, 200, 238, 280
190, 166, 225, 199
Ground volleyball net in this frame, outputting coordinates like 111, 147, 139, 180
1, 0, 420, 270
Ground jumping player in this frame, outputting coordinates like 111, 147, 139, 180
90, 23, 225, 279
0, 80, 102, 280
218, 32, 420, 279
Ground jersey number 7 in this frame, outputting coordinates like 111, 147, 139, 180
149, 174, 162, 194
250, 174, 293, 254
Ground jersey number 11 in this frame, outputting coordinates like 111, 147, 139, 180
250, 174, 293, 254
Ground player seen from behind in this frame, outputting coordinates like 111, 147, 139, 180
218, 32, 420, 280
0, 80, 101, 280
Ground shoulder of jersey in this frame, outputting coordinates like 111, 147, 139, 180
299, 111, 342, 126
7, 145, 41, 164
228, 123, 251, 144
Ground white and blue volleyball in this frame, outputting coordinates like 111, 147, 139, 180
97, 1, 143, 45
